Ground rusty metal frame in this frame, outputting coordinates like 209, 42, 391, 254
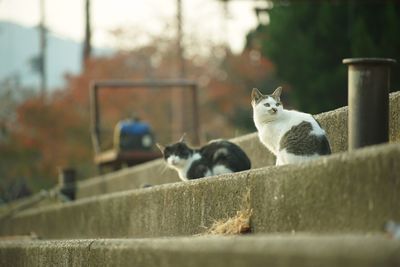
90, 79, 200, 155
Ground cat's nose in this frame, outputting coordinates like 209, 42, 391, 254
271, 108, 277, 113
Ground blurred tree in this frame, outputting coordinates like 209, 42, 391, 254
0, 26, 275, 197
203, 48, 276, 135
247, 1, 400, 114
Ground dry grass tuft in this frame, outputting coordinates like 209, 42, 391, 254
205, 208, 252, 235
201, 189, 252, 235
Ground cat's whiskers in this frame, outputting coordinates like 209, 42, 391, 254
159, 163, 169, 175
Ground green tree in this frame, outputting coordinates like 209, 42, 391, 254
248, 1, 400, 114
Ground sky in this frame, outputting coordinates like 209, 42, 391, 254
0, 0, 263, 53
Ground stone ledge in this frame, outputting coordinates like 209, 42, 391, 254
76, 91, 400, 199
0, 235, 399, 267
0, 143, 399, 239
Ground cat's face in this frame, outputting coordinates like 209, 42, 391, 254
160, 142, 193, 169
251, 87, 283, 120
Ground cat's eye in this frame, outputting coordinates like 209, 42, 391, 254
276, 102, 281, 106
264, 103, 270, 107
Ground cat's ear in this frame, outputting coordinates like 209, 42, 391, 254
178, 133, 187, 143
272, 86, 283, 99
251, 88, 264, 104
156, 143, 165, 153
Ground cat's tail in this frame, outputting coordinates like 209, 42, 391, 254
213, 148, 229, 162
213, 142, 251, 172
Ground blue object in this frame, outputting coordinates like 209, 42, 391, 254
119, 121, 151, 135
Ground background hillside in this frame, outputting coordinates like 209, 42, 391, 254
0, 21, 111, 90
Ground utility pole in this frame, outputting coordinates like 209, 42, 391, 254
177, 0, 186, 78
83, 0, 92, 68
220, 0, 229, 48
172, 0, 188, 141
39, 0, 47, 100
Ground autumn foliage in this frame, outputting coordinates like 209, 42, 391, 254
0, 40, 275, 196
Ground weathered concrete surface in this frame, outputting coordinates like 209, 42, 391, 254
0, 143, 399, 239
250, 144, 400, 233
389, 91, 400, 144
75, 92, 400, 199
0, 235, 399, 267
76, 160, 179, 199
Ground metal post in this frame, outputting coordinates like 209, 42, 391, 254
177, 0, 186, 79
90, 83, 101, 154
58, 168, 77, 201
343, 58, 396, 150
192, 84, 200, 145
172, 0, 187, 141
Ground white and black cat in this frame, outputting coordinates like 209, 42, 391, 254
252, 87, 331, 165
157, 135, 251, 181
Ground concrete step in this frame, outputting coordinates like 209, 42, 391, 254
0, 143, 399, 239
75, 91, 400, 199
1, 234, 399, 267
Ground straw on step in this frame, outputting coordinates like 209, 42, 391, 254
205, 208, 252, 235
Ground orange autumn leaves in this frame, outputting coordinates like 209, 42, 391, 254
4, 44, 274, 191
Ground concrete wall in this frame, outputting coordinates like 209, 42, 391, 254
76, 91, 400, 199
1, 143, 399, 239
77, 160, 178, 198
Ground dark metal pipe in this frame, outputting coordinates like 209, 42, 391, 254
343, 58, 396, 150
90, 83, 101, 154
93, 79, 197, 89
191, 84, 200, 145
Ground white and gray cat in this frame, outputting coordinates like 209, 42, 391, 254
251, 87, 331, 165
157, 135, 251, 181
